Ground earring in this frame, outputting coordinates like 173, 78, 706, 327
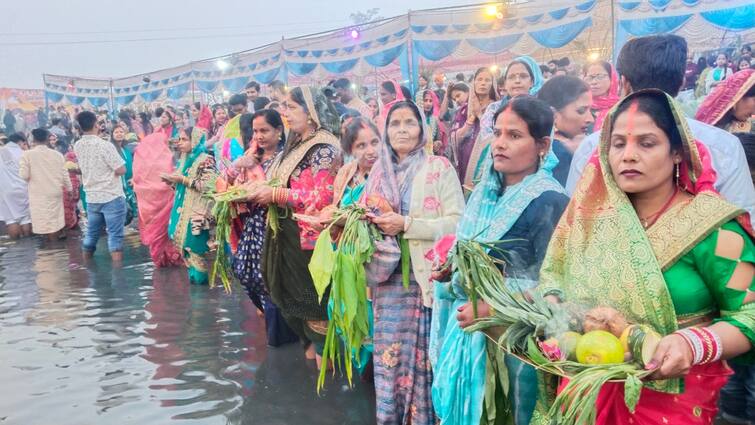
539, 151, 545, 167
675, 162, 680, 185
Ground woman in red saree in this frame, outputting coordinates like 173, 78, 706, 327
132, 132, 183, 267
535, 89, 755, 425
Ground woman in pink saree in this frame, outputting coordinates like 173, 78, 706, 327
132, 132, 183, 267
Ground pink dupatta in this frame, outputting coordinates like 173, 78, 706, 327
132, 133, 183, 267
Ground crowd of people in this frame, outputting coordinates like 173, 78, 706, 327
1, 34, 754, 425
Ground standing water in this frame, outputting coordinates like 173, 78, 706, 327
0, 232, 375, 424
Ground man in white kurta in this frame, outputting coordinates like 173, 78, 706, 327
0, 133, 32, 238
18, 128, 72, 236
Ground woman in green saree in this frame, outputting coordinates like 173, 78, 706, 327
163, 117, 217, 285
536, 89, 755, 425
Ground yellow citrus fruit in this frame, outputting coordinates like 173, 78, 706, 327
576, 330, 625, 365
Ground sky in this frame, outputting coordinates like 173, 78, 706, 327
0, 0, 471, 89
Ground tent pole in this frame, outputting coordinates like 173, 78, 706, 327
108, 79, 115, 118
407, 10, 416, 95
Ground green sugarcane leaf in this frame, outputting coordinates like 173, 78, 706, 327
526, 337, 549, 366
624, 373, 643, 413
309, 230, 336, 302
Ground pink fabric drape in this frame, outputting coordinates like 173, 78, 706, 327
132, 133, 183, 267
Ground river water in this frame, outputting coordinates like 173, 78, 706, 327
0, 232, 375, 424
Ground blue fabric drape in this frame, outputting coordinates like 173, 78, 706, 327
530, 17, 592, 48
412, 39, 461, 61
321, 59, 359, 74
360, 41, 372, 50
141, 89, 163, 102
253, 67, 280, 84
649, 0, 672, 11
549, 8, 569, 20
576, 0, 596, 12
286, 62, 318, 76
453, 24, 470, 32
45, 91, 64, 103
364, 44, 405, 67
618, 14, 692, 35
222, 76, 249, 92
700, 4, 755, 31
411, 25, 427, 33
376, 35, 391, 44
311, 50, 323, 58
66, 95, 86, 105
431, 25, 448, 33
524, 14, 544, 24
89, 97, 109, 107
297, 50, 308, 58
115, 95, 136, 106
619, 1, 642, 11
167, 83, 190, 100
196, 80, 220, 93
467, 34, 523, 54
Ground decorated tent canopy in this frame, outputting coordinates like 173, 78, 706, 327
43, 0, 754, 109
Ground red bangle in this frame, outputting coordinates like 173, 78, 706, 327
688, 327, 719, 365
699, 327, 722, 363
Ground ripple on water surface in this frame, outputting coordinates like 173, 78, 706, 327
0, 233, 374, 424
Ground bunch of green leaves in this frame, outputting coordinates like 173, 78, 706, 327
310, 205, 381, 392
451, 240, 558, 352
208, 188, 246, 293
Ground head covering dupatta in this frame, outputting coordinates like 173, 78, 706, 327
538, 89, 750, 394
695, 69, 755, 132
506, 55, 545, 96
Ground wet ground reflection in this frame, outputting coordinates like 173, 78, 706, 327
0, 232, 375, 424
